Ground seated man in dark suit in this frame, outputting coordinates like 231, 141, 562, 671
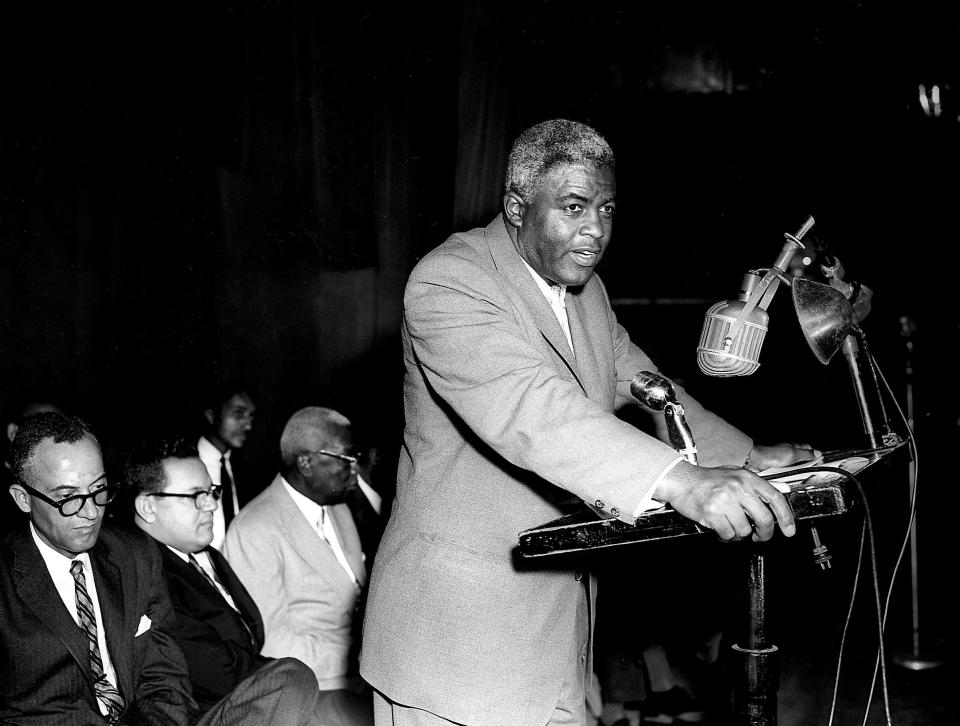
125, 435, 335, 725
1, 411, 198, 725
1, 397, 62, 535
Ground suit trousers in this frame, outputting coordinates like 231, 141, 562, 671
195, 657, 320, 726
372, 582, 590, 726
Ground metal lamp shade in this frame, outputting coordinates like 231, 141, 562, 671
792, 277, 858, 365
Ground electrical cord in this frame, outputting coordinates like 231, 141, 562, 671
769, 465, 892, 725
768, 350, 918, 726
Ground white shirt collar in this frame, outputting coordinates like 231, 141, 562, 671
520, 257, 567, 304
30, 521, 92, 571
280, 476, 325, 528
197, 435, 229, 465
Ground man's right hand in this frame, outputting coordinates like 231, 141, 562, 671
653, 462, 796, 543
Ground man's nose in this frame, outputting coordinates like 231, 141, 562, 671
578, 208, 607, 239
77, 496, 100, 520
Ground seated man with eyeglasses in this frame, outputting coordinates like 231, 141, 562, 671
0, 411, 199, 724
125, 435, 330, 725
223, 406, 374, 726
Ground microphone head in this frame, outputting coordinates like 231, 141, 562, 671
630, 371, 676, 411
697, 300, 768, 377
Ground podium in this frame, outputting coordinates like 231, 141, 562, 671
517, 441, 907, 725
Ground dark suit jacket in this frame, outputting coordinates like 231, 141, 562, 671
156, 543, 270, 713
0, 525, 197, 725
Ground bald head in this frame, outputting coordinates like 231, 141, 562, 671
280, 407, 352, 469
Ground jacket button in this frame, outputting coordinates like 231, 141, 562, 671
594, 499, 604, 509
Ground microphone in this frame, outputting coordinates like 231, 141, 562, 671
697, 216, 816, 377
696, 272, 770, 377
630, 371, 698, 464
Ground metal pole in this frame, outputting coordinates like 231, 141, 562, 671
732, 548, 779, 725
893, 316, 943, 670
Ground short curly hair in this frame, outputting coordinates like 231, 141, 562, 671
504, 119, 615, 202
10, 411, 95, 487
124, 436, 199, 496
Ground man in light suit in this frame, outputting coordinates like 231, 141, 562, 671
126, 435, 328, 724
223, 407, 374, 726
360, 119, 815, 725
1, 411, 198, 725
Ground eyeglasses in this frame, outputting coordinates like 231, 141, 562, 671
307, 449, 362, 467
147, 486, 223, 510
18, 480, 117, 517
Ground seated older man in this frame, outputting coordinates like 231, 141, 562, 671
224, 406, 374, 726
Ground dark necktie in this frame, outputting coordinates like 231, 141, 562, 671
188, 552, 223, 593
219, 454, 235, 527
70, 560, 125, 722
188, 552, 256, 647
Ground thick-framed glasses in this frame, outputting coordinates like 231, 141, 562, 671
18, 480, 117, 517
147, 486, 223, 511
308, 449, 362, 467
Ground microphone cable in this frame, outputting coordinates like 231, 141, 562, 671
767, 465, 891, 726
853, 353, 921, 724
776, 351, 918, 726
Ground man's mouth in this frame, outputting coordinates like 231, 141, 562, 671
570, 249, 600, 266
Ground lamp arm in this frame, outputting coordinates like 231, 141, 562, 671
724, 217, 815, 349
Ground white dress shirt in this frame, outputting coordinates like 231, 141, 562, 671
521, 258, 573, 350
31, 523, 120, 716
197, 436, 240, 550
280, 477, 360, 589
356, 473, 382, 516
166, 546, 240, 612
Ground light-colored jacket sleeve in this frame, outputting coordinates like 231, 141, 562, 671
405, 250, 696, 522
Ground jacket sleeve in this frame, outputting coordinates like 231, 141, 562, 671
127, 538, 199, 726
404, 249, 691, 523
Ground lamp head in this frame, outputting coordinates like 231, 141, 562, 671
792, 277, 858, 365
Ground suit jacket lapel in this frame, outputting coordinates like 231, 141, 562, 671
565, 290, 608, 403
13, 530, 96, 690
206, 547, 265, 648
90, 541, 134, 702
327, 503, 366, 587
484, 216, 586, 393
271, 481, 361, 591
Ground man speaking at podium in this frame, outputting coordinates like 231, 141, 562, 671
360, 119, 813, 726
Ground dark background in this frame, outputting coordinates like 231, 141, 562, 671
2, 1, 957, 718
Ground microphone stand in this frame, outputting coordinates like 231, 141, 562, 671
631, 372, 780, 726
818, 257, 892, 449
891, 317, 944, 671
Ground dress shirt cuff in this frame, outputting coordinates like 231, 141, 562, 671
632, 455, 684, 519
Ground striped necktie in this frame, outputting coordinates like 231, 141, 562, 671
70, 560, 125, 722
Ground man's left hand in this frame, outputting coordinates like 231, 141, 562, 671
746, 443, 821, 472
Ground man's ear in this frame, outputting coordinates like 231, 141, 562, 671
134, 493, 157, 523
6, 422, 18, 444
503, 192, 525, 228
296, 454, 312, 478
203, 408, 215, 427
8, 483, 31, 514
